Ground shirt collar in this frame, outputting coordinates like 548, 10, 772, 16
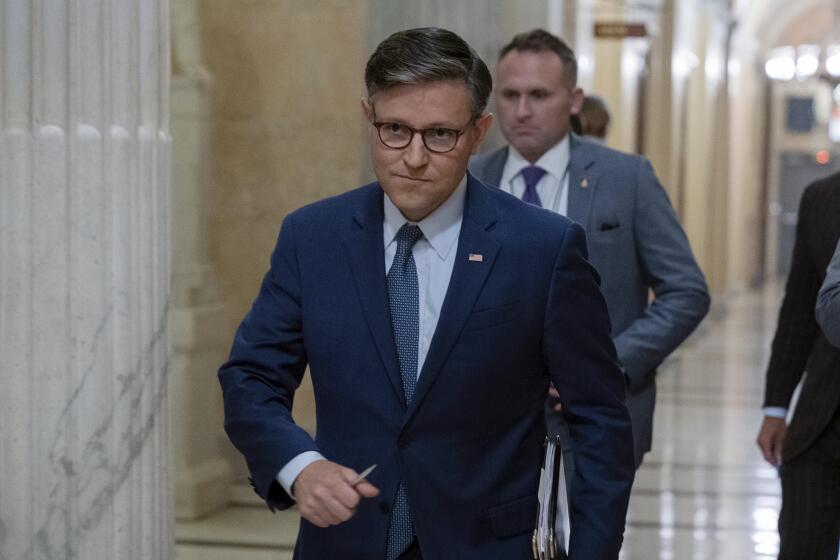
383, 175, 466, 260
500, 134, 571, 187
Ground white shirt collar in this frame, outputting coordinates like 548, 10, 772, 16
500, 134, 571, 188
383, 175, 466, 260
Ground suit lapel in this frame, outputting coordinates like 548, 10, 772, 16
566, 135, 598, 231
405, 174, 500, 423
472, 146, 509, 188
478, 140, 598, 231
343, 186, 406, 406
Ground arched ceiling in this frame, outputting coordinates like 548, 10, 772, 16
736, 0, 834, 53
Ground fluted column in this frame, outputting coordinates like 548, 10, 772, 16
0, 1, 172, 559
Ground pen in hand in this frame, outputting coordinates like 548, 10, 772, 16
351, 464, 377, 487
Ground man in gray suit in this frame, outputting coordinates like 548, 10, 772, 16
817, 238, 840, 347
470, 29, 710, 468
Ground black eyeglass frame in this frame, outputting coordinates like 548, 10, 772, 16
371, 118, 477, 154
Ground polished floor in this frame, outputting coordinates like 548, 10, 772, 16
176, 282, 794, 560
620, 283, 783, 560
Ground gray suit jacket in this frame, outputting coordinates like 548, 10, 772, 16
470, 135, 710, 464
817, 238, 840, 347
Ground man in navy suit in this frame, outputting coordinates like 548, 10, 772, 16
470, 30, 709, 469
219, 27, 634, 560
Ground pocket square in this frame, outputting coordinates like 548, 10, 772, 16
599, 222, 620, 231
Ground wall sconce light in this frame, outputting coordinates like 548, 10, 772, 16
766, 44, 840, 81
796, 45, 820, 79
826, 45, 840, 78
673, 48, 700, 79
765, 47, 797, 81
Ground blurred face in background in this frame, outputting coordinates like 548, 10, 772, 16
495, 49, 584, 163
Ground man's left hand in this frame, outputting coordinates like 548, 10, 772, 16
548, 383, 562, 412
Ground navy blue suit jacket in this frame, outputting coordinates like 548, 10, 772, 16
218, 173, 635, 559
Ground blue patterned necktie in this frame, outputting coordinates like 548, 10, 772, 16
520, 165, 546, 207
385, 223, 423, 560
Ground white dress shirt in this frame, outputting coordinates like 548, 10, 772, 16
275, 177, 466, 497
499, 134, 571, 216
764, 407, 788, 419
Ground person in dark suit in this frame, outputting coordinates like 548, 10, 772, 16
756, 171, 840, 559
816, 237, 840, 347
469, 29, 709, 469
218, 27, 634, 560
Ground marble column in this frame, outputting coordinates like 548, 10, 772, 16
0, 1, 173, 559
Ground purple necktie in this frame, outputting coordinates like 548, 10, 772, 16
520, 165, 546, 207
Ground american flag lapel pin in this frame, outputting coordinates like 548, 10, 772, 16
468, 253, 484, 262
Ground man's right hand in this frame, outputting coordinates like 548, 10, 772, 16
292, 460, 380, 528
756, 416, 787, 466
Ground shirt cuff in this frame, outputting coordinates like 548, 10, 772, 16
276, 451, 326, 499
763, 407, 788, 419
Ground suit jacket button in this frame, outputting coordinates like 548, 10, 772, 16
398, 434, 410, 448
379, 501, 391, 514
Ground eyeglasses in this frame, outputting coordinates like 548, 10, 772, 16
372, 120, 473, 154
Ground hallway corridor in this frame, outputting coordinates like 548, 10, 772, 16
620, 282, 783, 559
176, 283, 788, 560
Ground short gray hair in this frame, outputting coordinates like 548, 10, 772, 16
365, 27, 492, 118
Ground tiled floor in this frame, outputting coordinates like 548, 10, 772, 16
177, 283, 797, 559
620, 283, 784, 560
